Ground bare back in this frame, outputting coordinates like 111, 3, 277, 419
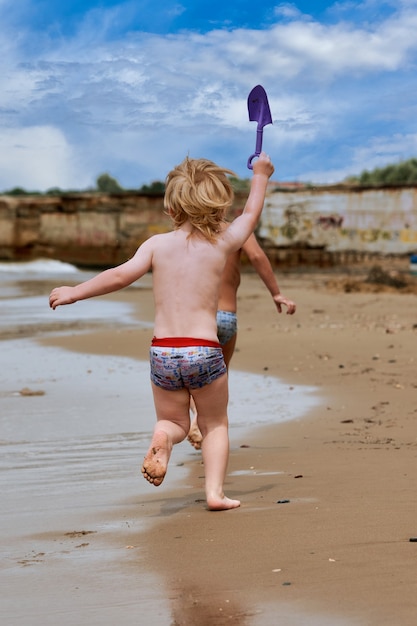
146, 190, 272, 338
150, 227, 229, 340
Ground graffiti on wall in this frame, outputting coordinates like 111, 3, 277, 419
259, 186, 417, 253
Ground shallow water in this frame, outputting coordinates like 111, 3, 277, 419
0, 258, 151, 334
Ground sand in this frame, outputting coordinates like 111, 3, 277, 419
1, 260, 417, 625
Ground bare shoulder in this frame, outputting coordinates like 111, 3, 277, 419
140, 231, 173, 251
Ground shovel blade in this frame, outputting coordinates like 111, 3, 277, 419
247, 84, 273, 169
247, 85, 272, 129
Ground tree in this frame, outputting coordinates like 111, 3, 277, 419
350, 158, 417, 186
138, 181, 165, 194
96, 173, 124, 193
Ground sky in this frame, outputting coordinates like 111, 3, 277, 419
1, 0, 417, 191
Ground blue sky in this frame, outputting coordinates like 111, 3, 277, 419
1, 0, 417, 191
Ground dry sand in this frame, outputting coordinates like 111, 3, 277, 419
3, 260, 417, 625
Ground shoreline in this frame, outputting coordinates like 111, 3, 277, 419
2, 266, 417, 624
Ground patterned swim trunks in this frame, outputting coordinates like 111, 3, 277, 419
216, 310, 237, 345
150, 337, 227, 391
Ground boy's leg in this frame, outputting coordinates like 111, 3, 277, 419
187, 396, 203, 449
142, 382, 191, 486
192, 373, 240, 511
188, 333, 237, 450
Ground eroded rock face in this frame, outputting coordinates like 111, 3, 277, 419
2, 187, 416, 269
0, 193, 172, 267
0, 191, 249, 268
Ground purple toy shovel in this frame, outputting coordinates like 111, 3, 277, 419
247, 85, 273, 169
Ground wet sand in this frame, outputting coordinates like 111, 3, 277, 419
2, 262, 417, 624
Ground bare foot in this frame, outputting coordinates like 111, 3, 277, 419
141, 431, 172, 486
187, 418, 203, 450
206, 494, 241, 511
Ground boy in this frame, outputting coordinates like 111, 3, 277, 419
49, 152, 274, 511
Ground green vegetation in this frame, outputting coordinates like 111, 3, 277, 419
136, 176, 251, 194
4, 187, 41, 196
96, 173, 124, 193
137, 181, 165, 195
348, 158, 417, 186
1, 172, 250, 196
4, 157, 417, 195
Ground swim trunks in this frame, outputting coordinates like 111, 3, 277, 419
150, 337, 226, 391
216, 310, 237, 345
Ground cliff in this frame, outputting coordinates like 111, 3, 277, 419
0, 192, 176, 267
1, 185, 416, 269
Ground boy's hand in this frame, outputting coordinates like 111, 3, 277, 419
273, 294, 297, 315
49, 286, 76, 309
253, 152, 274, 178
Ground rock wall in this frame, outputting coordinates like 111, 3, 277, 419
0, 191, 250, 268
0, 193, 179, 267
261, 184, 417, 257
1, 186, 416, 268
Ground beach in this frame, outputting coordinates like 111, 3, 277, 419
1, 259, 417, 625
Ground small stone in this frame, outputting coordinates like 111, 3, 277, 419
277, 499, 290, 504
409, 537, 417, 542
19, 387, 45, 396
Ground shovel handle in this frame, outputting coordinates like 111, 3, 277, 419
247, 128, 264, 170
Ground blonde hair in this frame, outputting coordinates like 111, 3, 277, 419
164, 157, 236, 243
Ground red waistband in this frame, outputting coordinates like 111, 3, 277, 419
151, 336, 221, 348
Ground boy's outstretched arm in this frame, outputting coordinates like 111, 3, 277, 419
226, 152, 274, 250
49, 239, 154, 309
243, 234, 296, 315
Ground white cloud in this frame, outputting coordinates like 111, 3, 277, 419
0, 126, 90, 191
274, 4, 305, 20
267, 12, 417, 78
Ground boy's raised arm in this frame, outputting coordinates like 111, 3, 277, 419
226, 152, 274, 250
